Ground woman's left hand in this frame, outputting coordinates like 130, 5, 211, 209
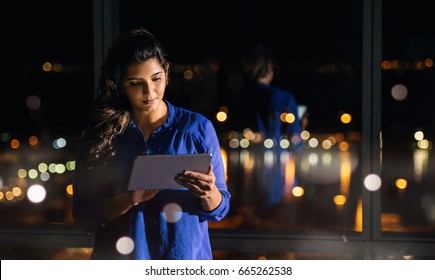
175, 165, 218, 198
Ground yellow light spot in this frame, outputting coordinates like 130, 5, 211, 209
42, 62, 53, 72
340, 113, 352, 124
292, 186, 304, 197
339, 141, 349, 151
216, 111, 227, 122
334, 194, 346, 206
66, 184, 74, 196
285, 113, 295, 123
395, 178, 407, 190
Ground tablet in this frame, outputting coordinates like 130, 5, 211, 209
297, 104, 307, 119
127, 153, 212, 190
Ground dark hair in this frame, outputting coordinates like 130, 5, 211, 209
241, 44, 276, 81
86, 28, 169, 163
96, 28, 169, 110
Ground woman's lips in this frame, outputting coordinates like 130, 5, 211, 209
143, 98, 157, 104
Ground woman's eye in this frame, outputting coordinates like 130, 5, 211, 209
130, 81, 142, 86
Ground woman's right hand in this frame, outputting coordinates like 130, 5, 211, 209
130, 189, 159, 205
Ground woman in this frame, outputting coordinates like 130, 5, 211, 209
72, 28, 230, 259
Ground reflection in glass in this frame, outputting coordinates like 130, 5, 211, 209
381, 0, 435, 234
220, 129, 362, 233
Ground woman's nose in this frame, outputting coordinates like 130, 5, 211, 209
141, 83, 151, 95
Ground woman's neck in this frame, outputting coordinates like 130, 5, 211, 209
132, 101, 168, 139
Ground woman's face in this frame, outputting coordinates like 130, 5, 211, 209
122, 58, 168, 114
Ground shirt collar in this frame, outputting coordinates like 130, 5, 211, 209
128, 99, 175, 131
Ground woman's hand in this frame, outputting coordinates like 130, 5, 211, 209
102, 189, 159, 222
175, 165, 222, 211
130, 189, 159, 206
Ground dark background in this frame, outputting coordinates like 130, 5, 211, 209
0, 0, 434, 138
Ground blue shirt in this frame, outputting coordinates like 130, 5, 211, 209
72, 100, 231, 259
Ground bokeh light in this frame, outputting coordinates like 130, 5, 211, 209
364, 174, 382, 191
162, 203, 182, 223
27, 184, 47, 203
116, 236, 135, 255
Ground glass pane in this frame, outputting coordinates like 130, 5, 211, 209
120, 0, 362, 234
0, 2, 93, 225
381, 1, 435, 234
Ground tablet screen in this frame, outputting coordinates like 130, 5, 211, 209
127, 153, 212, 190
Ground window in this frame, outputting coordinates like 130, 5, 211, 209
1, 0, 434, 260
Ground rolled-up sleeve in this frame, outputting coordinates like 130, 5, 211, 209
198, 120, 231, 221
199, 189, 231, 221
